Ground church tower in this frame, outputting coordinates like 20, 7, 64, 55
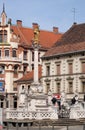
1, 4, 7, 26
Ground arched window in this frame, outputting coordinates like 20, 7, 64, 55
13, 65, 18, 78
0, 30, 7, 43
14, 65, 18, 74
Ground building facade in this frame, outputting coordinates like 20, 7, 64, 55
42, 23, 85, 101
0, 6, 62, 108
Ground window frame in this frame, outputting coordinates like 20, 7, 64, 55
0, 30, 7, 43
12, 49, 17, 57
5, 49, 9, 57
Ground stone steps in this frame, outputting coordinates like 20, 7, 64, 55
3, 118, 85, 127
52, 119, 85, 126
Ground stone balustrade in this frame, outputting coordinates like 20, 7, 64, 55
6, 109, 58, 120
70, 109, 85, 119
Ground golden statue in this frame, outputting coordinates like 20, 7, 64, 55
33, 26, 40, 44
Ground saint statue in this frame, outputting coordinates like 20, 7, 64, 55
33, 26, 40, 44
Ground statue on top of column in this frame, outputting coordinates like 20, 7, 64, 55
33, 26, 40, 44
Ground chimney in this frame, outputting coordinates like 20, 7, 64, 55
17, 20, 22, 27
32, 23, 39, 30
53, 27, 58, 33
8, 18, 12, 25
73, 22, 77, 25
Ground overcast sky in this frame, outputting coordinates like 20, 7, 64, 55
0, 0, 85, 33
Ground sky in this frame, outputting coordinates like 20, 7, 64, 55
0, 0, 85, 33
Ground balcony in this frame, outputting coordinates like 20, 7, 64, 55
0, 57, 22, 63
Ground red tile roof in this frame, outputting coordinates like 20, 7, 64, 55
43, 23, 85, 57
11, 25, 62, 49
16, 65, 42, 83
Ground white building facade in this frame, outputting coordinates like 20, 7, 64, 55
42, 23, 85, 101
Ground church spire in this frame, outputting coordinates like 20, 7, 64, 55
3, 3, 5, 12
1, 3, 7, 26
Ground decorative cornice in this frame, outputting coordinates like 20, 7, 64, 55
55, 78, 61, 81
79, 75, 85, 79
55, 61, 61, 64
67, 59, 73, 62
79, 58, 85, 62
45, 62, 51, 65
44, 78, 51, 82
42, 50, 85, 60
66, 76, 74, 80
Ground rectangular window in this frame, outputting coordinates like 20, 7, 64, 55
5, 50, 9, 57
4, 34, 7, 42
82, 62, 85, 73
0, 30, 7, 43
12, 50, 16, 57
4, 30, 7, 42
46, 66, 50, 76
23, 51, 27, 60
0, 34, 2, 42
0, 50, 1, 57
56, 64, 60, 75
38, 52, 40, 62
32, 64, 34, 70
32, 51, 34, 61
68, 82, 73, 93
56, 83, 60, 93
46, 83, 50, 94
23, 66, 27, 74
68, 63, 73, 74
82, 82, 85, 93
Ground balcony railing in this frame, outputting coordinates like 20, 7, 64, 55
0, 56, 22, 62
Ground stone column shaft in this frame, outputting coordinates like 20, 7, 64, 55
34, 48, 38, 83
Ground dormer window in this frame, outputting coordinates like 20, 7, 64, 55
0, 30, 7, 43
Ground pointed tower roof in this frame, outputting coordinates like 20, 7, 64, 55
1, 3, 7, 26
1, 3, 6, 15
3, 3, 5, 12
